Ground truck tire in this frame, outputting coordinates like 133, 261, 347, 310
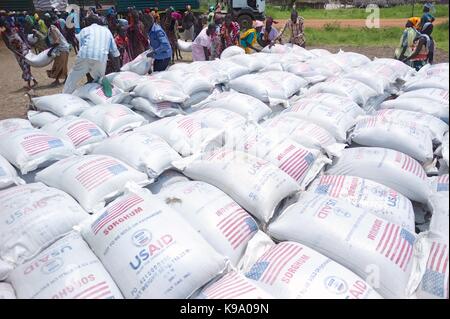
238, 14, 253, 30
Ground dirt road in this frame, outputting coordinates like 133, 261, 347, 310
0, 42, 448, 120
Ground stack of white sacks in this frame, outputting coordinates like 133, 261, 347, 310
0, 44, 448, 299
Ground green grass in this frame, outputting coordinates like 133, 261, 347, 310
199, 1, 448, 20
305, 19, 449, 52
266, 4, 449, 20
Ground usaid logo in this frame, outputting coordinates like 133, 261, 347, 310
324, 276, 348, 295
131, 229, 152, 247
41, 258, 64, 275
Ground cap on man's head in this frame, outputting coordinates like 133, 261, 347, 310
253, 20, 264, 28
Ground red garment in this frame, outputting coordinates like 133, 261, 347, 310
115, 34, 131, 65
220, 21, 240, 48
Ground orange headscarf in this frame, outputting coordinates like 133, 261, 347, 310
408, 17, 420, 29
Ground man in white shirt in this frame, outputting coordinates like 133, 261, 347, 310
63, 15, 120, 94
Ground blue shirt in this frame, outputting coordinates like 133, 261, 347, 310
78, 23, 120, 63
148, 23, 172, 60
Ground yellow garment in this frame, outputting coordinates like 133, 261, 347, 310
38, 20, 48, 35
239, 28, 257, 54
408, 17, 421, 30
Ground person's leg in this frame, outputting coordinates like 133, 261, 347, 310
88, 59, 107, 82
63, 57, 90, 93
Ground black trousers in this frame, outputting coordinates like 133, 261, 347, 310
153, 57, 171, 72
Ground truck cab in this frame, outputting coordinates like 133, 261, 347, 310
227, 0, 266, 29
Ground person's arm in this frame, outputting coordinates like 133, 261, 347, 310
404, 38, 425, 61
272, 23, 287, 44
203, 46, 210, 60
108, 32, 121, 58
152, 30, 171, 55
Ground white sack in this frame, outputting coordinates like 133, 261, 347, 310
7, 232, 123, 299
243, 241, 382, 299
0, 118, 33, 137
0, 155, 24, 189
31, 94, 91, 116
130, 97, 183, 118
193, 91, 272, 122
0, 183, 86, 276
350, 115, 434, 163
177, 39, 192, 52
326, 147, 431, 203
172, 149, 300, 223
0, 128, 75, 174
195, 271, 273, 299
120, 49, 154, 75
35, 155, 150, 213
91, 131, 181, 179
79, 103, 147, 136
220, 45, 245, 59
159, 181, 259, 265
42, 116, 107, 153
0, 282, 15, 299
307, 175, 415, 232
136, 115, 224, 157
73, 83, 128, 105
79, 188, 228, 299
262, 115, 346, 157
27, 111, 59, 128
283, 101, 356, 142
375, 109, 448, 144
24, 48, 54, 67
268, 192, 417, 298
105, 71, 144, 91
379, 98, 449, 124
133, 78, 189, 103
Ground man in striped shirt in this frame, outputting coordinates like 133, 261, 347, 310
63, 15, 120, 94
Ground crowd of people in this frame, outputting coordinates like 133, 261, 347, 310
0, 4, 307, 92
395, 2, 437, 70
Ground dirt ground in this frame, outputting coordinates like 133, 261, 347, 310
290, 17, 448, 28
0, 41, 448, 120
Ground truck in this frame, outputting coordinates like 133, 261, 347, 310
229, 0, 266, 29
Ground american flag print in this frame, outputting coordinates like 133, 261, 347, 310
202, 272, 259, 299
177, 117, 201, 138
436, 174, 449, 192
75, 158, 128, 191
245, 242, 303, 285
400, 153, 426, 180
20, 134, 64, 156
71, 281, 116, 299
91, 194, 144, 235
315, 175, 346, 197
278, 147, 315, 182
421, 242, 449, 298
217, 208, 258, 250
67, 120, 103, 147
302, 124, 334, 145
375, 223, 416, 271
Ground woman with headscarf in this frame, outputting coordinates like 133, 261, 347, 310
0, 18, 37, 89
65, 10, 79, 54
395, 18, 420, 62
239, 21, 260, 54
258, 16, 279, 47
403, 22, 435, 70
128, 9, 148, 59
171, 11, 183, 60
114, 24, 131, 67
220, 13, 239, 50
45, 15, 70, 86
